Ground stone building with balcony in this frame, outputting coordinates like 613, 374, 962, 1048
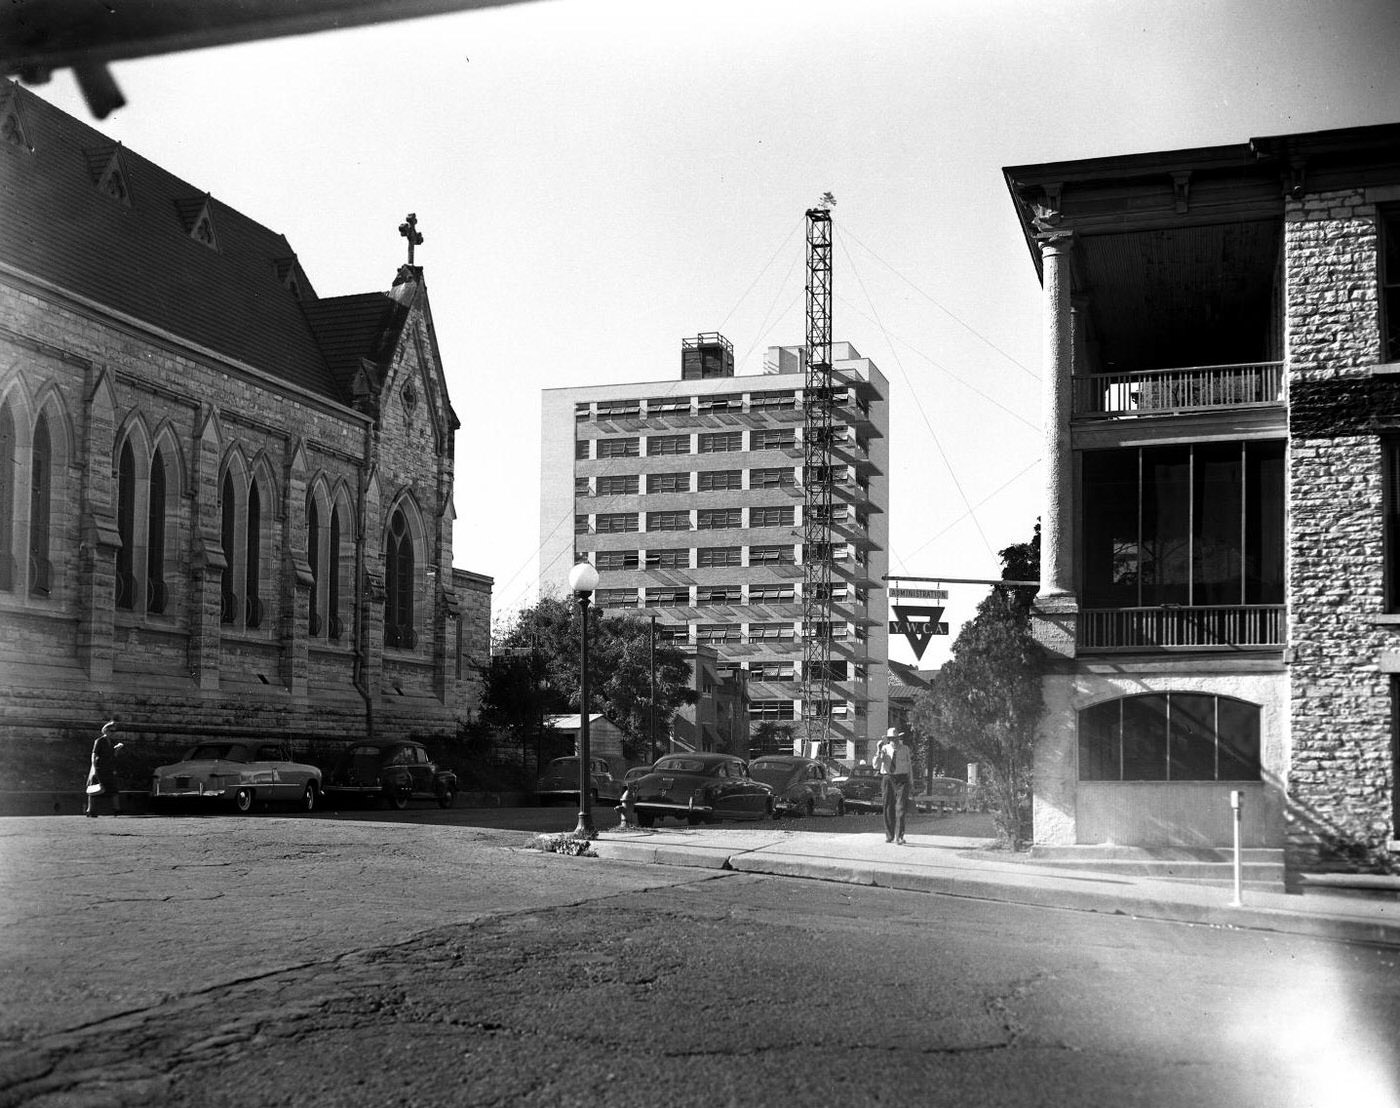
1007, 121, 1400, 874
540, 334, 890, 761
0, 83, 490, 780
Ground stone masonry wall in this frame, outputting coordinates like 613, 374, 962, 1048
1286, 187, 1397, 871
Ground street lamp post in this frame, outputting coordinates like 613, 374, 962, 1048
568, 560, 600, 839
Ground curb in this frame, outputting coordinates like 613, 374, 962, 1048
589, 839, 1400, 947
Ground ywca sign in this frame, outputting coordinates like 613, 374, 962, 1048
888, 605, 949, 661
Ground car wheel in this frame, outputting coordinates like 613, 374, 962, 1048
636, 811, 655, 828
233, 788, 254, 814
835, 798, 846, 817
300, 782, 317, 813
802, 798, 815, 818
385, 783, 410, 811
768, 798, 779, 821
686, 812, 703, 826
438, 788, 456, 810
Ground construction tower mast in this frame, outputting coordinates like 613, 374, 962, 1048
800, 200, 835, 756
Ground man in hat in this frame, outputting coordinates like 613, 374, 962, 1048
873, 726, 914, 844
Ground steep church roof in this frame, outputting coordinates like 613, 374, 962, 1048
0, 81, 394, 403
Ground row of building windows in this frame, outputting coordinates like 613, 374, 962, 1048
575, 467, 801, 495
0, 399, 426, 651
588, 579, 865, 604
580, 543, 863, 569
750, 700, 861, 721
577, 428, 875, 460
575, 389, 871, 422
579, 506, 816, 532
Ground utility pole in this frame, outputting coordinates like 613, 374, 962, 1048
649, 613, 657, 765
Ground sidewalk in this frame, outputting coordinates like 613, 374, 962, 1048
589, 824, 1400, 947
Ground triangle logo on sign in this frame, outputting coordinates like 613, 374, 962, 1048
889, 605, 945, 661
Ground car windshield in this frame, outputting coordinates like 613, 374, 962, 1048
850, 766, 877, 778
184, 744, 246, 762
545, 758, 579, 773
653, 757, 711, 774
748, 763, 798, 787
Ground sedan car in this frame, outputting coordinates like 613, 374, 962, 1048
629, 753, 774, 827
323, 740, 458, 810
747, 755, 846, 817
150, 742, 322, 813
834, 764, 883, 812
536, 756, 624, 805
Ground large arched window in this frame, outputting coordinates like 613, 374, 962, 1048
219, 461, 268, 631
29, 413, 51, 596
0, 402, 15, 592
116, 440, 136, 609
307, 496, 321, 636
328, 502, 343, 640
147, 448, 167, 613
1079, 693, 1261, 782
245, 481, 262, 629
384, 507, 415, 649
221, 471, 237, 624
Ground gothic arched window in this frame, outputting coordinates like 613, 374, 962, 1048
328, 502, 344, 640
246, 481, 262, 629
116, 440, 136, 609
29, 414, 51, 596
307, 496, 321, 636
384, 507, 415, 649
0, 403, 14, 592
147, 448, 167, 614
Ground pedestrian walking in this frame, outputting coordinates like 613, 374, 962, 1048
873, 727, 913, 844
84, 719, 124, 817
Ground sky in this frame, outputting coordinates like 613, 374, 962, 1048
24, 0, 1400, 667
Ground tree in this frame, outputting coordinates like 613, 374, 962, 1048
912, 526, 1043, 849
481, 596, 695, 763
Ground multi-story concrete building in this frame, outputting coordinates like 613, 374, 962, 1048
1007, 121, 1400, 875
541, 334, 890, 760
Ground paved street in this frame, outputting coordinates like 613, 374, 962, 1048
2, 813, 1397, 1107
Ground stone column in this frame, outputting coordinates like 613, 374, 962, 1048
1032, 228, 1078, 658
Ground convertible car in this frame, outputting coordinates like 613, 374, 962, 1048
150, 742, 322, 813
748, 755, 846, 817
629, 753, 774, 827
323, 740, 458, 810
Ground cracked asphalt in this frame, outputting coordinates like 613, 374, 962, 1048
3, 814, 1398, 1106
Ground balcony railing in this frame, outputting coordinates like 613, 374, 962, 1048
1073, 361, 1284, 418
1078, 605, 1285, 652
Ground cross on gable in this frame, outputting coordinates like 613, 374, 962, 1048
398, 213, 424, 264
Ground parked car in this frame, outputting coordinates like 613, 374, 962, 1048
747, 755, 846, 817
835, 764, 883, 812
915, 776, 969, 814
323, 740, 458, 810
622, 765, 653, 789
536, 756, 624, 805
629, 753, 775, 827
150, 742, 322, 814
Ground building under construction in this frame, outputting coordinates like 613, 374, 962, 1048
539, 334, 890, 761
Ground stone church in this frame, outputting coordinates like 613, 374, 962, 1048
0, 81, 491, 784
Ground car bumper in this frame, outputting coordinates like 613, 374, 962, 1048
151, 781, 233, 799
634, 799, 712, 816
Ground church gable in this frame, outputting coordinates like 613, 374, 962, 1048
85, 144, 131, 206
0, 84, 32, 152
174, 194, 219, 251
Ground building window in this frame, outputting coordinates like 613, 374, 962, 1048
646, 510, 690, 532
748, 661, 795, 681
697, 624, 740, 644
697, 546, 741, 568
597, 437, 639, 459
751, 699, 796, 721
575, 403, 591, 422
697, 583, 742, 605
698, 508, 742, 530
597, 399, 640, 419
596, 549, 639, 570
1081, 441, 1285, 608
646, 587, 690, 607
28, 414, 52, 596
1078, 693, 1261, 781
117, 442, 137, 610
574, 514, 590, 534
748, 622, 795, 642
648, 434, 690, 456
1386, 439, 1400, 612
596, 587, 639, 609
0, 403, 13, 591
647, 471, 690, 494
750, 505, 794, 528
698, 469, 742, 492
575, 439, 591, 460
751, 467, 796, 489
1383, 206, 1400, 363
656, 622, 690, 642
749, 545, 795, 565
221, 466, 269, 630
753, 429, 795, 451
646, 396, 691, 416
597, 474, 638, 496
749, 391, 795, 412
645, 548, 689, 569
699, 431, 743, 454
575, 476, 591, 496
698, 393, 742, 413
748, 583, 794, 603
384, 509, 417, 647
596, 512, 639, 533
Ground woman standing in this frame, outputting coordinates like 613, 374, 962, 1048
84, 719, 123, 817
